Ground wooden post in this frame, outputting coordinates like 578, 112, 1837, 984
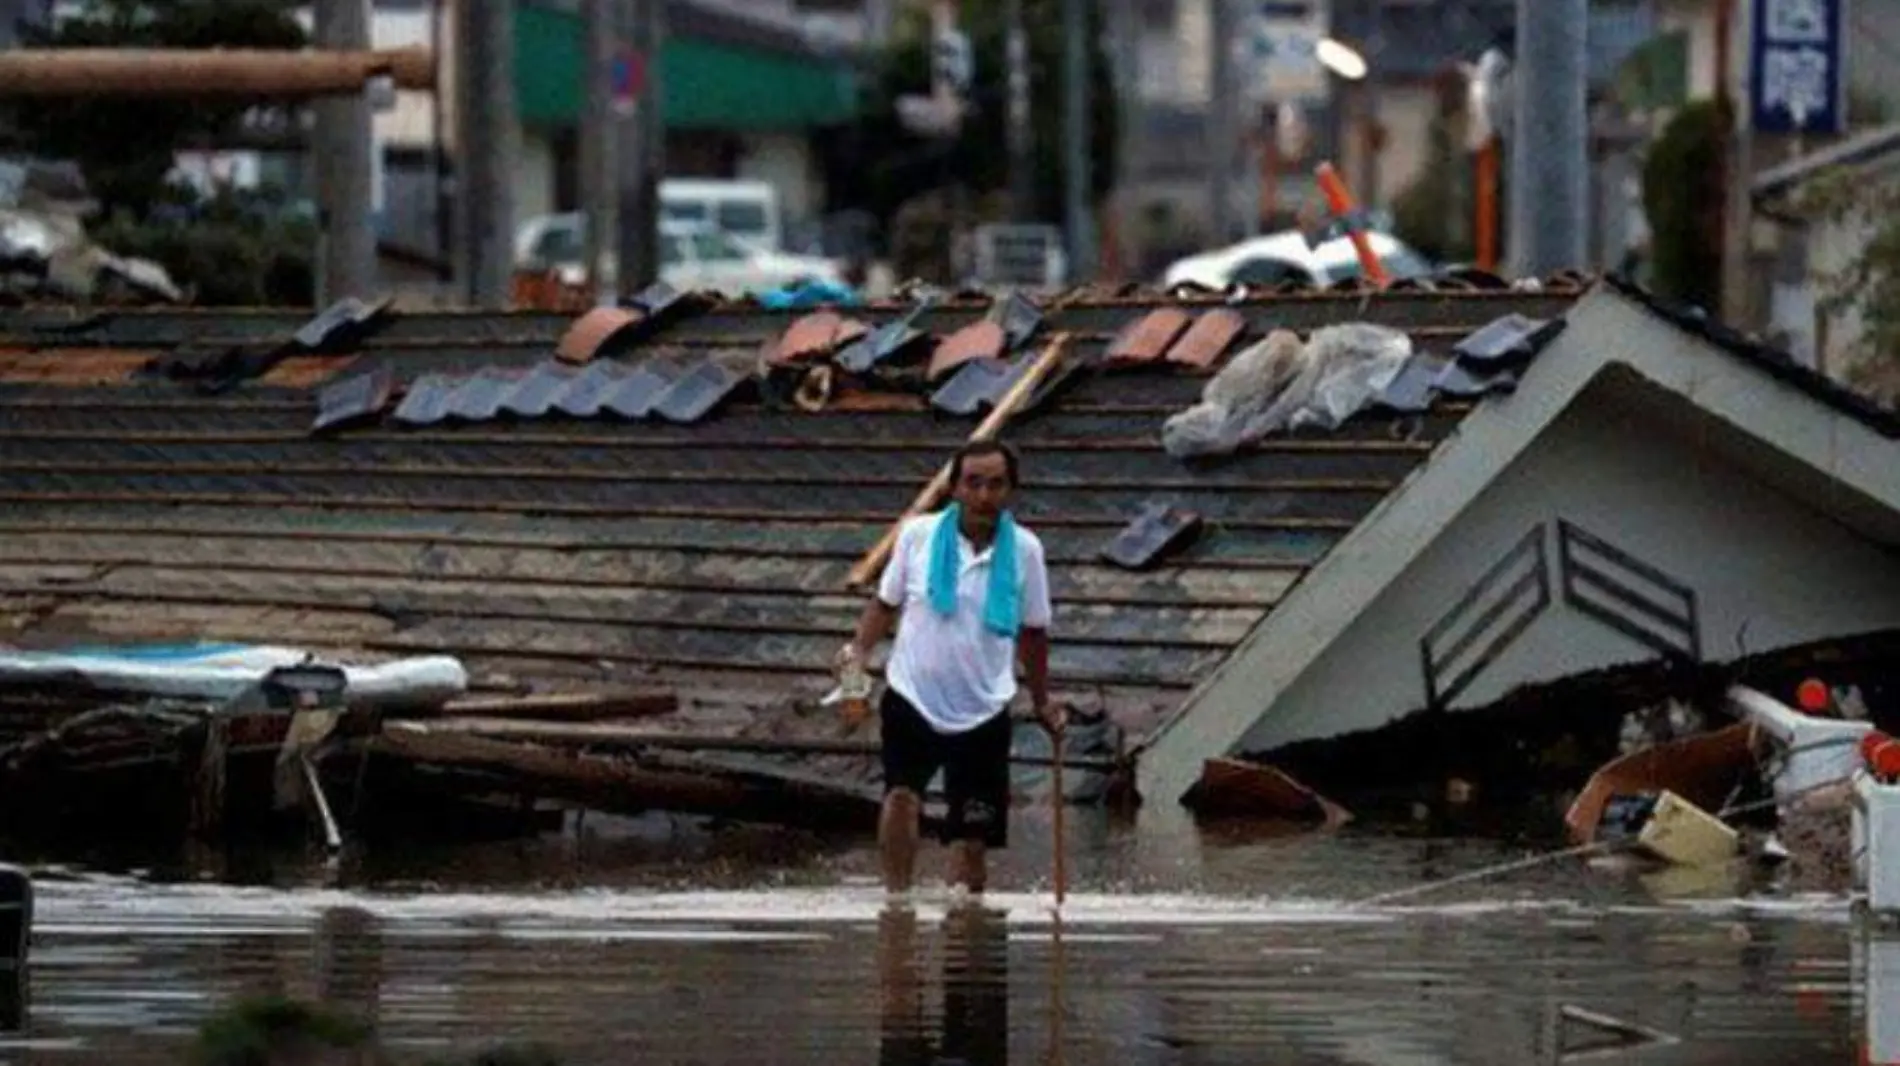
845, 333, 1074, 590
0, 864, 27, 1032
0, 48, 435, 96
1475, 136, 1500, 271
188, 716, 228, 842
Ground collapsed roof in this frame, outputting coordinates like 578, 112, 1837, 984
0, 273, 1596, 788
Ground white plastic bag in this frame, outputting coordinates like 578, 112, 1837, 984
1160, 323, 1413, 457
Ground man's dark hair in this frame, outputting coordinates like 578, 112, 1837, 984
950, 440, 1020, 487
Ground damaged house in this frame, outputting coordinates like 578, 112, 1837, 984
0, 269, 1893, 839
1137, 276, 1900, 814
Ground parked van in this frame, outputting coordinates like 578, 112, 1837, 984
660, 179, 781, 252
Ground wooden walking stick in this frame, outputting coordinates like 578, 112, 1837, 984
1051, 722, 1067, 908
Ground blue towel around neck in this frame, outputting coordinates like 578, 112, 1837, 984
926, 503, 1022, 637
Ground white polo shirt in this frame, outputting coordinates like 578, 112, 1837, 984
877, 511, 1053, 733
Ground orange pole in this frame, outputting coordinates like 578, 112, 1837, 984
1315, 162, 1387, 286
1475, 137, 1500, 271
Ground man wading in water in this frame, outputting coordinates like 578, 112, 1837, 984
840, 440, 1063, 897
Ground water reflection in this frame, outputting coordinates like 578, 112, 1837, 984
0, 809, 1889, 1065
878, 904, 1011, 1066
1857, 929, 1900, 1066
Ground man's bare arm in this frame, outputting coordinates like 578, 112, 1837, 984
1018, 625, 1058, 730
849, 597, 899, 661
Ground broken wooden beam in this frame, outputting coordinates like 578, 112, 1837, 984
372, 727, 881, 832
435, 690, 677, 722
1183, 757, 1352, 826
1563, 723, 1754, 846
0, 47, 436, 97
846, 332, 1074, 590
384, 719, 1121, 773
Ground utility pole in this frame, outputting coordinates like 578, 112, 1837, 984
312, 0, 376, 305
1207, 0, 1237, 245
580, 0, 618, 305
1004, 0, 1032, 222
617, 0, 664, 296
1107, 0, 1140, 277
1060, 0, 1092, 280
1714, 0, 1750, 323
1506, 0, 1588, 277
456, 0, 517, 307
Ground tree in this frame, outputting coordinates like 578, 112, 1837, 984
1640, 98, 1728, 310
831, 0, 1119, 241
1793, 169, 1900, 402
7, 0, 306, 218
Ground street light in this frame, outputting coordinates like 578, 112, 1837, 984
1315, 37, 1368, 81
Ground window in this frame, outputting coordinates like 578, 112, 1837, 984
661, 235, 686, 267
1228, 256, 1309, 287
663, 201, 707, 223
690, 230, 747, 262
532, 224, 582, 264
714, 201, 768, 235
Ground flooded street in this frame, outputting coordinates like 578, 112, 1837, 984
0, 810, 1884, 1065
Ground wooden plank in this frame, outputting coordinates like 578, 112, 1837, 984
0, 566, 1270, 646
370, 727, 882, 832
848, 333, 1075, 588
1, 467, 1385, 524
0, 509, 1349, 566
0, 401, 1470, 449
392, 719, 1117, 770
13, 594, 1228, 688
0, 547, 1300, 608
438, 691, 678, 720
0, 434, 1430, 486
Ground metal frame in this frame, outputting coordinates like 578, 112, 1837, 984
1555, 518, 1701, 662
1419, 523, 1553, 712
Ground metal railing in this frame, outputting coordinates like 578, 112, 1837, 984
1555, 518, 1701, 662
1419, 523, 1553, 712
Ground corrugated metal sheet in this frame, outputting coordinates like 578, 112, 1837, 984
0, 280, 1596, 758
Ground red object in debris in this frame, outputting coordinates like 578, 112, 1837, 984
1795, 677, 1831, 713
1862, 731, 1900, 782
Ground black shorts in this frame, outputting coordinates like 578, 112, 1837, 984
879, 688, 1012, 849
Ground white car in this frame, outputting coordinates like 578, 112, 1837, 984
516, 214, 844, 299
1162, 228, 1434, 291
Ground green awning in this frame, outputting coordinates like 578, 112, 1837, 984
515, 4, 860, 129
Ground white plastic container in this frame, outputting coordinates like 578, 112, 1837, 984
1729, 685, 1875, 805
1635, 789, 1738, 867
1852, 770, 1900, 910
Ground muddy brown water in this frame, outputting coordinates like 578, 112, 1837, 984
0, 808, 1887, 1065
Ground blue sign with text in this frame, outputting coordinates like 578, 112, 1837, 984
1747, 0, 1847, 135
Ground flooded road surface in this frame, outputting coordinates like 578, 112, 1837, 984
0, 810, 1887, 1065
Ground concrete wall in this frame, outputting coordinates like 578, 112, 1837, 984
1372, 83, 1437, 209
1237, 378, 1900, 755
368, 4, 439, 150
1764, 161, 1900, 379
734, 131, 818, 224
513, 128, 558, 224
